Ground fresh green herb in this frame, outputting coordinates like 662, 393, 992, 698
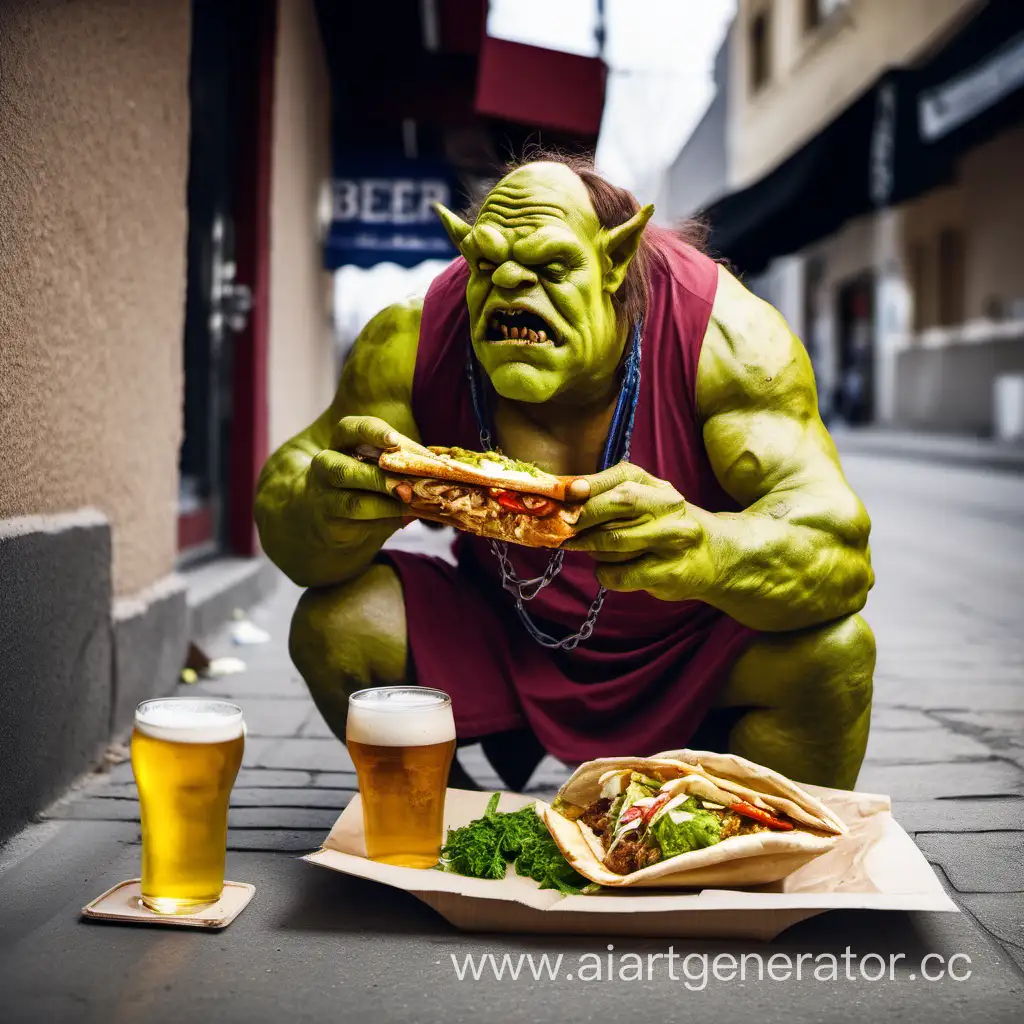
439, 793, 594, 894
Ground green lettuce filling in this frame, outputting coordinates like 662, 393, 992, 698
617, 780, 657, 822
441, 447, 543, 478
649, 797, 723, 857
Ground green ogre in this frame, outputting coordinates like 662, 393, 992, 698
256, 160, 875, 789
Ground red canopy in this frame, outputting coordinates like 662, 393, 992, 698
475, 36, 606, 137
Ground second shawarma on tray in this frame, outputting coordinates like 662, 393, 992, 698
439, 750, 848, 894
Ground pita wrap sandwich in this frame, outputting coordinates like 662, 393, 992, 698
362, 441, 582, 548
541, 750, 847, 888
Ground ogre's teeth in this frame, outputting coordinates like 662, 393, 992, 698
511, 327, 520, 339
528, 330, 538, 343
538, 331, 547, 343
501, 324, 509, 338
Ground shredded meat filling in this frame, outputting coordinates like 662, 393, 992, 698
578, 798, 612, 842
410, 481, 559, 522
581, 797, 776, 875
605, 831, 662, 875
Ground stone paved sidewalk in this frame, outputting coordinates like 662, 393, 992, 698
830, 424, 1024, 474
41, 565, 563, 849
1, 454, 1022, 1023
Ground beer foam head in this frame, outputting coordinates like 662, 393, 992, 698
134, 698, 244, 744
347, 687, 455, 747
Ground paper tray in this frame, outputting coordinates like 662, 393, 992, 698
304, 786, 957, 941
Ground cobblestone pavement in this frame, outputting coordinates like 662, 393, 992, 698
0, 451, 1021, 1023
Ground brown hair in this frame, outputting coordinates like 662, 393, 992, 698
464, 147, 709, 334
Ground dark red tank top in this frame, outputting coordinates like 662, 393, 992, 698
411, 227, 742, 645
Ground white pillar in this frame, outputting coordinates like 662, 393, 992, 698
872, 206, 910, 424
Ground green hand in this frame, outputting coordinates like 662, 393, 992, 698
306, 415, 410, 545
254, 298, 422, 587
564, 463, 713, 600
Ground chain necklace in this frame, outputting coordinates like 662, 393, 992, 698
465, 320, 644, 650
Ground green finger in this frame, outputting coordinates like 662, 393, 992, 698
567, 462, 647, 502
586, 550, 636, 563
331, 415, 402, 451
310, 450, 389, 493
564, 524, 649, 552
595, 559, 646, 592
575, 484, 661, 530
323, 490, 406, 521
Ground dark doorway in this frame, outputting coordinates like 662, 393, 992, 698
178, 0, 258, 564
835, 273, 875, 424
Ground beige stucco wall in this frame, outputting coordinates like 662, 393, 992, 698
959, 126, 1024, 320
902, 124, 1024, 326
892, 126, 1024, 431
0, 0, 191, 596
267, 0, 335, 451
729, 0, 981, 187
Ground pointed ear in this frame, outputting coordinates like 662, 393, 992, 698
600, 204, 654, 294
434, 203, 472, 250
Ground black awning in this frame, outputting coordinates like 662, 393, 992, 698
703, 0, 1024, 276
702, 78, 887, 275
894, 0, 1024, 204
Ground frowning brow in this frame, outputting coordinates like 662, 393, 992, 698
477, 187, 570, 226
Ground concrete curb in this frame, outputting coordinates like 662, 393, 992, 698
184, 556, 280, 643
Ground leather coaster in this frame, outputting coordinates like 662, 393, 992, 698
81, 879, 255, 930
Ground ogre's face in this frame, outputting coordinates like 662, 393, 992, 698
436, 163, 652, 405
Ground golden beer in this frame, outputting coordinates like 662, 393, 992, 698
132, 698, 244, 914
347, 687, 455, 868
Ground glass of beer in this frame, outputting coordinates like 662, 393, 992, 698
347, 687, 456, 868
132, 698, 245, 914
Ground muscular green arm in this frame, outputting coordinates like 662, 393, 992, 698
567, 267, 873, 632
690, 267, 873, 630
254, 299, 422, 587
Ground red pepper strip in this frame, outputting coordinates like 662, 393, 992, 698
619, 806, 642, 825
730, 801, 794, 831
641, 793, 672, 825
495, 491, 554, 517
495, 491, 528, 513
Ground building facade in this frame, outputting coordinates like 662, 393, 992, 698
0, 0, 334, 840
0, 0, 610, 842
690, 0, 1024, 435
